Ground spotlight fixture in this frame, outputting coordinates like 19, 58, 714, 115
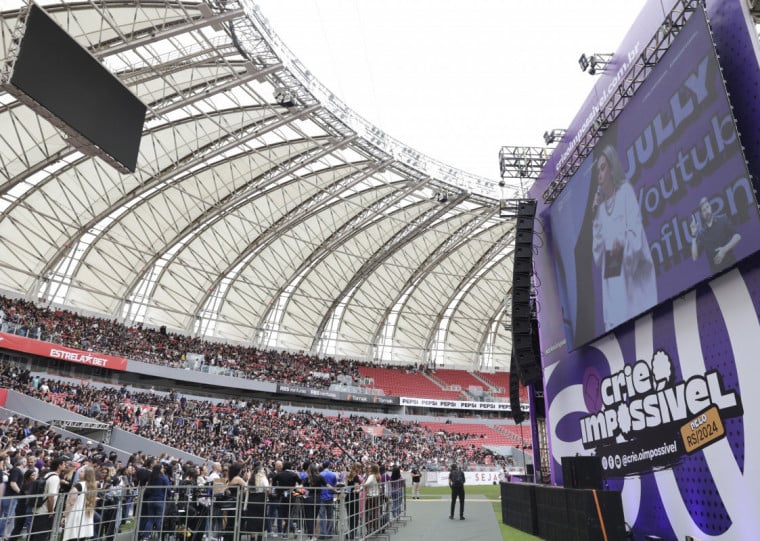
588, 53, 613, 76
274, 88, 297, 107
578, 53, 590, 72
543, 129, 566, 145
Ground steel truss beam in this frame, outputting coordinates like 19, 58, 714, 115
115, 134, 343, 329
309, 192, 469, 351
257, 178, 429, 347
365, 206, 500, 359
543, 0, 701, 203
33, 107, 316, 302
421, 227, 517, 366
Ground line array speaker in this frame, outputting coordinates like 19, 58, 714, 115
509, 351, 525, 424
511, 199, 542, 386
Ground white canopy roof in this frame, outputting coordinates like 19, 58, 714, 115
0, 0, 526, 370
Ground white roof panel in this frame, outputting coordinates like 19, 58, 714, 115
0, 0, 520, 370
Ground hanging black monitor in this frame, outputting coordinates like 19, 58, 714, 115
3, 3, 146, 173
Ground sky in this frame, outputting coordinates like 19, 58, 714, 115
253, 0, 649, 181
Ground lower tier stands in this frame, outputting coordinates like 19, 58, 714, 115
497, 423, 533, 447
1, 364, 519, 469
0, 295, 527, 404
420, 422, 522, 447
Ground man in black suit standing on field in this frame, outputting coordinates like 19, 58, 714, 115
448, 463, 465, 520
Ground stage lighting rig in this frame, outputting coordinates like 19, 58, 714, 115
578, 53, 590, 72
498, 146, 549, 213
274, 88, 297, 107
542, 129, 566, 145
546, 1, 697, 205
578, 53, 613, 75
499, 146, 549, 180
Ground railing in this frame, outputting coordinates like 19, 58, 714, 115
0, 480, 409, 541
0, 321, 250, 380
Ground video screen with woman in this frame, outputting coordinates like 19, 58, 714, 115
547, 8, 760, 350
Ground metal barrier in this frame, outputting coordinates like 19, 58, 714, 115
0, 480, 409, 541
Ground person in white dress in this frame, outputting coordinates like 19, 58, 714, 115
591, 144, 657, 332
361, 464, 382, 536
62, 466, 97, 541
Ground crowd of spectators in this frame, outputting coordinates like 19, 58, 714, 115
0, 296, 433, 391
0, 363, 501, 472
0, 297, 513, 541
0, 413, 425, 541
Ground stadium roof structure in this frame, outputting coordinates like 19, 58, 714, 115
0, 0, 530, 371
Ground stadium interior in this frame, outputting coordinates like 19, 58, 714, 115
1, 0, 759, 540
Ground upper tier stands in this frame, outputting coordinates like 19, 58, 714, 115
430, 369, 490, 395
477, 371, 529, 401
0, 295, 529, 404
357, 366, 465, 400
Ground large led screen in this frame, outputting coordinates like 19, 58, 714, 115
9, 4, 146, 172
548, 8, 760, 350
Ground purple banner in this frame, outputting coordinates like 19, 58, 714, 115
546, 9, 760, 350
544, 257, 756, 540
534, 0, 760, 539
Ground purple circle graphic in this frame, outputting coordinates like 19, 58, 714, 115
583, 366, 603, 412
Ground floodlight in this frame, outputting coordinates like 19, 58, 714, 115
587, 54, 613, 76
578, 53, 590, 72
543, 129, 566, 145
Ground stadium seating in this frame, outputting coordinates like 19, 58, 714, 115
477, 371, 529, 401
357, 366, 464, 399
428, 369, 489, 395
420, 422, 520, 447
496, 424, 533, 447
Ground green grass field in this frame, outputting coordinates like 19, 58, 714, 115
412, 485, 542, 541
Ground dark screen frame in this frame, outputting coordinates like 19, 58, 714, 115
8, 3, 146, 172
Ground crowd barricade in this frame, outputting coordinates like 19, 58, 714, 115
0, 487, 131, 541
0, 480, 410, 541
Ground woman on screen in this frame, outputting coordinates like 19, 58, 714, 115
591, 144, 657, 332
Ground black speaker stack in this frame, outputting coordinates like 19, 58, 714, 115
535, 485, 626, 541
561, 456, 603, 490
501, 481, 537, 533
509, 351, 525, 424
501, 482, 627, 541
511, 199, 542, 386
509, 348, 525, 425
